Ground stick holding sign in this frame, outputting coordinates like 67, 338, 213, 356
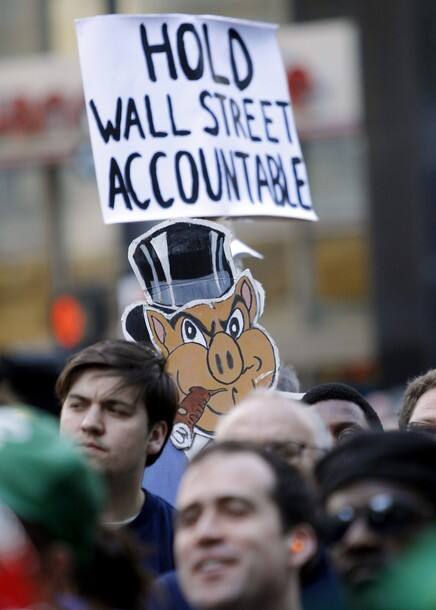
76, 13, 317, 223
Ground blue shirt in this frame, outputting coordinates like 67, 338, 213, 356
129, 489, 175, 576
143, 442, 189, 506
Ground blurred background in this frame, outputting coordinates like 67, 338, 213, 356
0, 0, 432, 419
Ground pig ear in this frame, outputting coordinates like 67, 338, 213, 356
234, 275, 258, 323
145, 309, 173, 357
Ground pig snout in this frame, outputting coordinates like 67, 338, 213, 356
207, 332, 244, 384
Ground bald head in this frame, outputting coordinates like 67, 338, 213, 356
215, 390, 332, 477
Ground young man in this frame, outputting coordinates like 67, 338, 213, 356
57, 339, 179, 575
174, 441, 319, 610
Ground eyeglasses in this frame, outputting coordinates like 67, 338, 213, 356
263, 440, 328, 462
325, 493, 433, 544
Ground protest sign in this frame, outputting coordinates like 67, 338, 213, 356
121, 218, 279, 450
76, 14, 317, 223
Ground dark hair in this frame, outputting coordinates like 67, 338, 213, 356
75, 527, 149, 610
189, 440, 317, 533
399, 369, 436, 429
315, 430, 436, 508
303, 382, 383, 431
56, 339, 179, 465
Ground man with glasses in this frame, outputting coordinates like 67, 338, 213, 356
399, 368, 436, 432
215, 389, 332, 480
315, 430, 436, 600
149, 391, 345, 610
214, 390, 346, 610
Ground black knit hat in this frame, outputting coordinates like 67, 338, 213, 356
316, 430, 436, 508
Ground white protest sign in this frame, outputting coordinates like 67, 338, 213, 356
76, 14, 317, 224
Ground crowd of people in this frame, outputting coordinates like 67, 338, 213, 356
1, 338, 436, 609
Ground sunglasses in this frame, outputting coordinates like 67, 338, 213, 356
324, 493, 433, 544
263, 440, 328, 462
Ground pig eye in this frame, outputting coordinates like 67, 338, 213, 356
181, 319, 207, 347
226, 309, 244, 339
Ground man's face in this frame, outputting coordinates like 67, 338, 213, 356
408, 387, 436, 433
325, 480, 433, 590
312, 400, 368, 442
175, 452, 293, 610
60, 369, 158, 478
218, 406, 325, 476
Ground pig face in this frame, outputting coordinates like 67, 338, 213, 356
144, 272, 278, 439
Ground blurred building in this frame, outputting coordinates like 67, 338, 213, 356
3, 0, 430, 393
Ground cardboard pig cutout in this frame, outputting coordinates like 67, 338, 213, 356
122, 218, 279, 451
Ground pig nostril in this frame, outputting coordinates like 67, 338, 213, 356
215, 354, 224, 375
226, 351, 234, 370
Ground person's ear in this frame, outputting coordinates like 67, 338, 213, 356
287, 524, 318, 569
146, 421, 168, 456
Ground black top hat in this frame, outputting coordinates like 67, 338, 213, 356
122, 219, 237, 342
129, 219, 236, 309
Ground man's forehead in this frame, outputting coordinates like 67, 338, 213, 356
177, 452, 275, 507
231, 412, 312, 442
67, 369, 137, 400
413, 388, 436, 419
218, 399, 314, 438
